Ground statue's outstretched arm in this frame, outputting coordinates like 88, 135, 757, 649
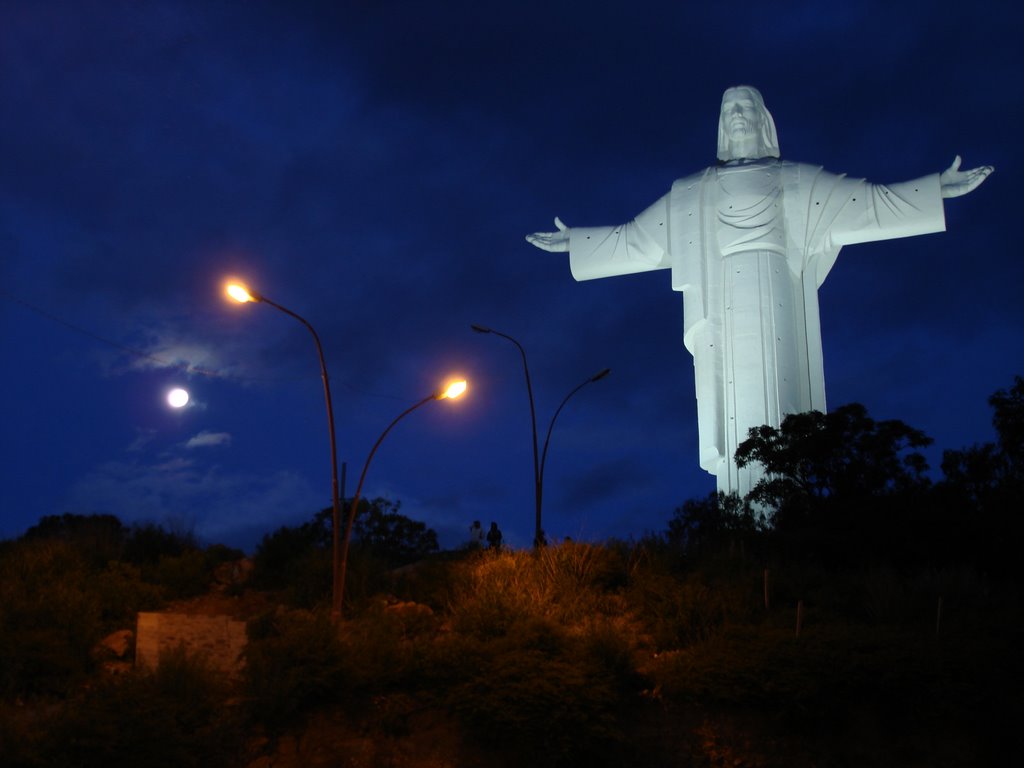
526, 216, 570, 253
940, 155, 994, 198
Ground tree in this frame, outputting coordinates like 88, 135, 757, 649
23, 513, 126, 566
734, 403, 933, 556
938, 376, 1024, 571
350, 497, 439, 566
251, 514, 331, 604
667, 491, 763, 555
990, 375, 1024, 468
122, 522, 199, 566
250, 498, 438, 606
941, 377, 1024, 507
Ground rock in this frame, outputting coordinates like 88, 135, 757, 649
92, 629, 133, 660
383, 601, 436, 637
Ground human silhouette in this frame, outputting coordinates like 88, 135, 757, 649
486, 522, 503, 551
468, 520, 484, 548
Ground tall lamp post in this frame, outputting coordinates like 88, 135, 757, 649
225, 281, 345, 618
471, 324, 609, 547
338, 379, 467, 616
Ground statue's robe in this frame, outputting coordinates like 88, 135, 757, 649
567, 159, 946, 497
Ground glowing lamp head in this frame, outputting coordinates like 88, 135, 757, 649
226, 283, 256, 303
438, 379, 467, 400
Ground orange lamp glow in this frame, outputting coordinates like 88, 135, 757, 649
439, 379, 468, 400
226, 283, 255, 303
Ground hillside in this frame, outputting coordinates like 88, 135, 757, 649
3, 534, 1019, 767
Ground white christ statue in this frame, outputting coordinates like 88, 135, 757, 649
527, 85, 993, 500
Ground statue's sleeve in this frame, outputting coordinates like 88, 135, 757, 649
567, 194, 670, 281
791, 166, 946, 287
828, 173, 945, 247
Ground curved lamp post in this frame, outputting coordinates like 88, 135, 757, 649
225, 281, 345, 618
337, 379, 467, 616
540, 367, 611, 511
471, 324, 609, 547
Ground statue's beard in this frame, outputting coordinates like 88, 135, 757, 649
727, 122, 758, 142
728, 138, 763, 160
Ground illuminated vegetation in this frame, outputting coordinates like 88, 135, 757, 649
1, 378, 1023, 766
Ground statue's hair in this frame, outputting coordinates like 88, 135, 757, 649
717, 85, 780, 162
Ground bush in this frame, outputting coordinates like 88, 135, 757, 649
243, 608, 345, 729
151, 550, 210, 600
250, 522, 330, 608
39, 646, 243, 768
93, 561, 165, 625
451, 629, 626, 767
627, 570, 742, 649
123, 523, 197, 566
0, 540, 104, 696
22, 513, 126, 567
334, 598, 445, 699
448, 543, 628, 639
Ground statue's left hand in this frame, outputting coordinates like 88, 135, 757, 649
940, 155, 994, 198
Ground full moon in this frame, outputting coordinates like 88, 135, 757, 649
167, 388, 190, 408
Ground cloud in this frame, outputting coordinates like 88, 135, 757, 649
128, 339, 227, 374
127, 429, 158, 452
64, 456, 323, 551
559, 458, 656, 510
184, 430, 232, 449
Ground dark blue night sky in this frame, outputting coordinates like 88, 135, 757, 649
2, 0, 1021, 551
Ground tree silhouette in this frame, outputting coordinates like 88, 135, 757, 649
938, 375, 1024, 571
735, 403, 932, 525
667, 491, 764, 556
733, 404, 933, 565
350, 497, 439, 566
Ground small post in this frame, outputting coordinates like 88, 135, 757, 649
795, 600, 804, 638
763, 568, 770, 611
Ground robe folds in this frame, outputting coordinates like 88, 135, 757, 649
566, 159, 945, 496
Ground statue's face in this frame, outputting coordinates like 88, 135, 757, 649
720, 87, 763, 147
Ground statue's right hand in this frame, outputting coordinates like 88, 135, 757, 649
525, 216, 570, 252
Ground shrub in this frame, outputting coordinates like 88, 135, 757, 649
243, 608, 345, 729
40, 646, 243, 768
448, 543, 628, 639
123, 522, 197, 566
535, 539, 629, 596
578, 613, 648, 693
627, 570, 740, 649
334, 598, 444, 698
0, 540, 103, 696
451, 632, 625, 767
151, 549, 210, 599
93, 561, 165, 625
22, 513, 126, 567
250, 522, 330, 607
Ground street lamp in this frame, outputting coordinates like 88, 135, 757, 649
337, 379, 467, 616
225, 280, 345, 618
471, 324, 609, 547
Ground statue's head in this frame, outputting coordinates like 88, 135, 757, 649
717, 85, 780, 162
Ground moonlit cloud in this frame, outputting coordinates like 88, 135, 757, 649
127, 429, 158, 452
184, 431, 232, 449
126, 336, 233, 377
